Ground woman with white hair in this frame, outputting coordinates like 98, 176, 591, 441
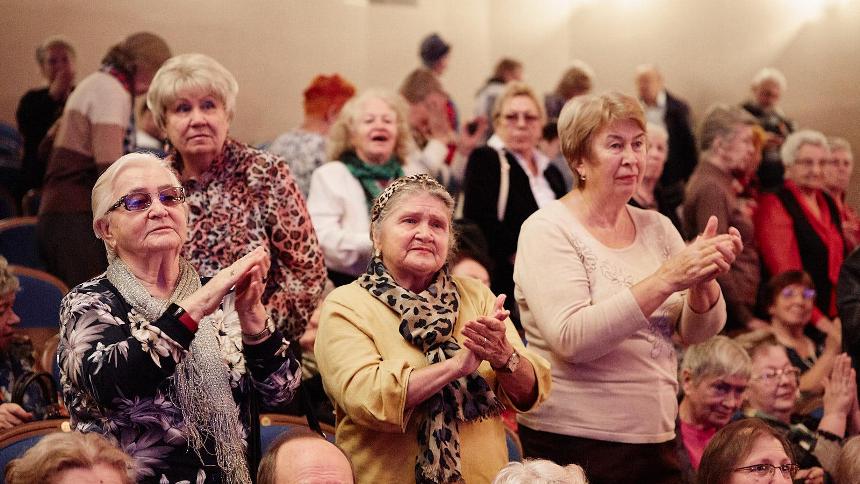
493, 459, 588, 484
753, 129, 846, 329
58, 152, 301, 483
146, 53, 325, 342
676, 336, 751, 480
823, 137, 859, 250
307, 89, 425, 285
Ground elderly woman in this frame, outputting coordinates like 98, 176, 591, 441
630, 122, 683, 228
462, 82, 566, 324
676, 336, 751, 479
823, 137, 859, 250
307, 89, 425, 285
6, 431, 136, 484
765, 271, 840, 395
736, 331, 859, 480
514, 91, 739, 483
697, 418, 799, 484
492, 459, 588, 484
58, 153, 301, 483
38, 32, 171, 288
315, 174, 551, 484
0, 256, 38, 429
754, 129, 845, 331
146, 53, 325, 342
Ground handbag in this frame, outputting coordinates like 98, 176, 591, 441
11, 371, 62, 419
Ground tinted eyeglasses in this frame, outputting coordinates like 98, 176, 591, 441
107, 186, 186, 212
780, 287, 815, 300
502, 111, 541, 126
733, 463, 799, 480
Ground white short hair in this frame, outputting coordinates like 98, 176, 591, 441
146, 53, 238, 131
493, 459, 588, 484
91, 152, 183, 260
828, 137, 853, 160
752, 67, 787, 91
781, 129, 828, 166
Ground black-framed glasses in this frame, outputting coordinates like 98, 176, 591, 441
107, 186, 186, 212
733, 463, 799, 480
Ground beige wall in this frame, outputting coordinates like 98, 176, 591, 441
2, 0, 859, 200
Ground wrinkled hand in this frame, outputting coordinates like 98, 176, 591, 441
179, 246, 270, 322
0, 403, 33, 430
794, 466, 824, 484
823, 353, 857, 417
658, 216, 742, 292
462, 294, 514, 369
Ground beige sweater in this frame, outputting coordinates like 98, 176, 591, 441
515, 200, 725, 444
316, 276, 552, 484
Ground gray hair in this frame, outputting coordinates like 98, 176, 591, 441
146, 53, 239, 131
326, 88, 415, 163
780, 129, 829, 167
369, 176, 457, 262
646, 122, 668, 142
828, 136, 853, 159
91, 152, 183, 261
493, 459, 588, 484
752, 67, 787, 91
35, 35, 75, 64
834, 436, 860, 484
698, 103, 757, 153
681, 336, 752, 384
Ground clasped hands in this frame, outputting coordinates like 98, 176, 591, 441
659, 215, 743, 293
455, 294, 515, 376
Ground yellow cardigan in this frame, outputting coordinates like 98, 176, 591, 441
315, 276, 552, 484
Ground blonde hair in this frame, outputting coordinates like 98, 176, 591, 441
834, 436, 860, 484
0, 255, 19, 295
326, 89, 415, 163
558, 91, 646, 189
91, 152, 184, 261
493, 459, 588, 484
490, 81, 546, 130
146, 53, 239, 131
5, 431, 136, 484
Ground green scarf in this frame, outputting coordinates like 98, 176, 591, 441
341, 151, 404, 209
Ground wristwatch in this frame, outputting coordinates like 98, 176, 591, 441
493, 350, 520, 374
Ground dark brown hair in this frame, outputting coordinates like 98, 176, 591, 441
764, 270, 814, 311
697, 418, 795, 484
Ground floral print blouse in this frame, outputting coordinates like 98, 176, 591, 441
171, 138, 327, 342
57, 276, 301, 484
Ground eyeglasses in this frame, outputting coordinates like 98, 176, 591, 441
107, 186, 186, 212
751, 367, 801, 384
502, 112, 540, 126
780, 287, 815, 300
733, 463, 799, 480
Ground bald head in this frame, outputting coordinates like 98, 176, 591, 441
259, 433, 354, 484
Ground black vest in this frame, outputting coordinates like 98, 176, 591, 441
774, 187, 844, 316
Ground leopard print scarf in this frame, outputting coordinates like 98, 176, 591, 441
359, 257, 505, 484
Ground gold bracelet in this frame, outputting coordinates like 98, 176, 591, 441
242, 317, 273, 342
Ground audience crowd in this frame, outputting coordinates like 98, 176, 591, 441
1, 29, 860, 484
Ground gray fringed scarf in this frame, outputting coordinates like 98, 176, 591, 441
106, 257, 251, 484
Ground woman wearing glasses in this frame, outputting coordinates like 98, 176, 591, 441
736, 331, 860, 481
697, 418, 801, 483
765, 270, 841, 395
146, 53, 325, 343
461, 82, 566, 324
58, 153, 301, 483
